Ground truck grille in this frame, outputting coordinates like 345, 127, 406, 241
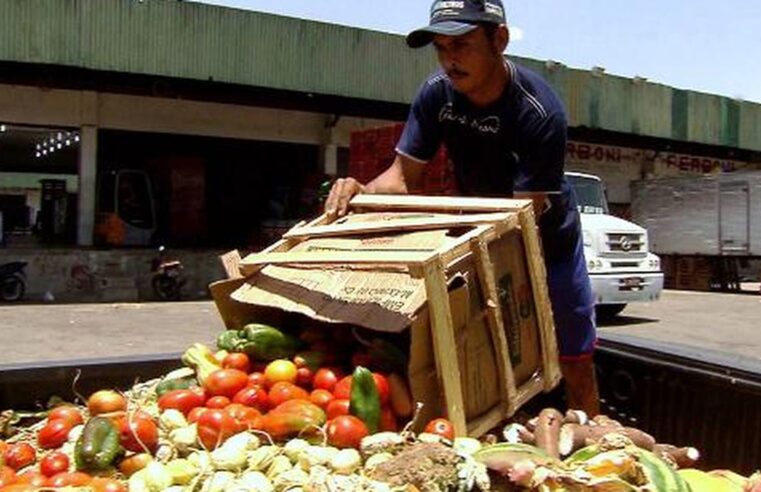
606, 233, 644, 253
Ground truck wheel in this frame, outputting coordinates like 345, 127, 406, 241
596, 303, 627, 320
1, 275, 25, 302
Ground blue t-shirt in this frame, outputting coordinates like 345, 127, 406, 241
396, 59, 581, 263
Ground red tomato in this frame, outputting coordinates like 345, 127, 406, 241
326, 415, 369, 449
37, 419, 73, 450
268, 382, 310, 407
232, 386, 270, 413
187, 407, 208, 424
372, 373, 390, 405
309, 389, 335, 409
3, 443, 35, 471
380, 407, 397, 432
333, 376, 353, 399
15, 471, 47, 487
296, 367, 313, 388
325, 399, 351, 420
90, 477, 127, 492
47, 406, 84, 428
196, 409, 239, 449
39, 452, 69, 478
424, 418, 455, 441
0, 467, 17, 487
224, 404, 261, 431
46, 471, 92, 487
313, 368, 341, 393
158, 389, 206, 416
117, 415, 159, 453
204, 369, 249, 398
206, 396, 232, 409
222, 353, 251, 374
247, 372, 266, 387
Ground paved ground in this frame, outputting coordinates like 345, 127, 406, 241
1, 301, 225, 366
2, 288, 760, 368
596, 286, 761, 370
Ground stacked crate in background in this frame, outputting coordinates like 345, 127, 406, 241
349, 124, 457, 195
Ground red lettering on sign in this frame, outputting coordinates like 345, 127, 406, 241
578, 144, 591, 160
566, 142, 577, 158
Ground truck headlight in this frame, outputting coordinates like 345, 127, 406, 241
587, 259, 603, 271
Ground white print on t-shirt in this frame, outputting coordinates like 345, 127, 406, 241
438, 103, 500, 134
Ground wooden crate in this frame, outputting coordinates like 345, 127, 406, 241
210, 195, 560, 437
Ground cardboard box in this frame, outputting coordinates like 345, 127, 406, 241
210, 195, 560, 436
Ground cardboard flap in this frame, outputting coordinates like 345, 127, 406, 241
231, 228, 453, 333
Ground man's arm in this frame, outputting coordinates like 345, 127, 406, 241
325, 154, 426, 218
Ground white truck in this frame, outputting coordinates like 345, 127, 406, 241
566, 172, 664, 318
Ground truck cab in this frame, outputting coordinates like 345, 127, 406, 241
566, 172, 664, 318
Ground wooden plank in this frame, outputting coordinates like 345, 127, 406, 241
239, 250, 434, 276
218, 250, 243, 279
466, 406, 506, 437
513, 377, 546, 412
282, 212, 514, 239
517, 207, 562, 390
350, 194, 533, 214
421, 258, 467, 436
438, 216, 519, 267
470, 234, 517, 416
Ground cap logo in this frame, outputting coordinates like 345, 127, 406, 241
431, 1, 465, 19
485, 2, 504, 18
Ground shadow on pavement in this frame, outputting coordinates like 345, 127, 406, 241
596, 314, 659, 327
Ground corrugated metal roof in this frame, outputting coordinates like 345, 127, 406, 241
0, 0, 759, 152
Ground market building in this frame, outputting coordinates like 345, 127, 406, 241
1, 0, 760, 301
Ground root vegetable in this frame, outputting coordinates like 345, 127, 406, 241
558, 423, 656, 456
654, 444, 700, 468
591, 414, 623, 428
534, 408, 563, 459
563, 409, 588, 425
502, 423, 535, 445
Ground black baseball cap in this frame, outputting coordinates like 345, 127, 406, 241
406, 0, 506, 48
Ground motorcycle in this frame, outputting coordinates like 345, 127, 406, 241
0, 261, 27, 302
151, 246, 185, 301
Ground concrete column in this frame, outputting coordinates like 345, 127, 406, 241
322, 143, 338, 176
77, 125, 98, 246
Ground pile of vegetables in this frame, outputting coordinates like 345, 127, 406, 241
1, 319, 760, 491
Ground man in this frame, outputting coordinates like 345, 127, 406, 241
326, 0, 599, 415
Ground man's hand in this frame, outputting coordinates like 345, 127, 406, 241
325, 177, 366, 219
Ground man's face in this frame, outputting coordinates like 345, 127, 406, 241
432, 26, 504, 97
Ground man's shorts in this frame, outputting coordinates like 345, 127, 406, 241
545, 231, 597, 359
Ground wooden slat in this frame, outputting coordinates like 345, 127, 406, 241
242, 214, 333, 276
438, 215, 519, 267
470, 234, 516, 416
517, 208, 562, 390
466, 406, 506, 437
350, 194, 532, 214
239, 250, 434, 276
421, 258, 467, 436
513, 376, 546, 411
282, 212, 513, 239
218, 250, 243, 279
